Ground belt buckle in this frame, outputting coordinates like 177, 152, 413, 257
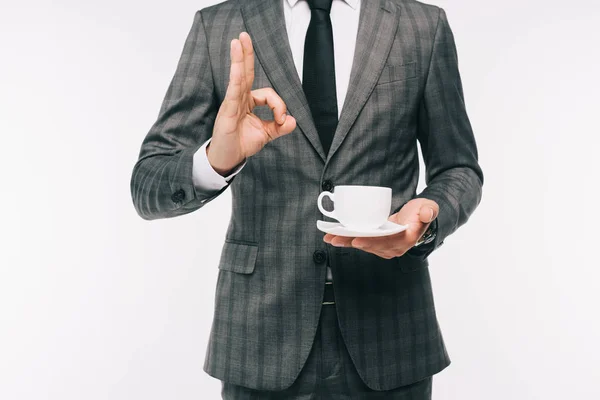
322, 281, 335, 305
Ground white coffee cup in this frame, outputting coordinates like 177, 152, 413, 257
317, 185, 392, 231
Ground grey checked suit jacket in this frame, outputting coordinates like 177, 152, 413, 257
130, 0, 484, 392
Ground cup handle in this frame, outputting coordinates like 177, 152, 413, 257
317, 191, 337, 221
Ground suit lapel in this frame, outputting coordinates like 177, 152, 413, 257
240, 0, 326, 161
328, 0, 400, 164
240, 0, 400, 164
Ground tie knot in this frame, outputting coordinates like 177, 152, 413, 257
306, 0, 333, 13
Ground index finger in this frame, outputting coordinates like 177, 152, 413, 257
251, 88, 288, 124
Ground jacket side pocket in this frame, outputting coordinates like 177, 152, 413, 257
217, 239, 259, 274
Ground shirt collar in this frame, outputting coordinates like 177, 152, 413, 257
286, 0, 359, 10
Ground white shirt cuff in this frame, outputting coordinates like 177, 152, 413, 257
192, 137, 247, 192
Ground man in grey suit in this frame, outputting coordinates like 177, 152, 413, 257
130, 0, 483, 398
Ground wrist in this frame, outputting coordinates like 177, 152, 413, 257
206, 142, 244, 177
414, 219, 437, 247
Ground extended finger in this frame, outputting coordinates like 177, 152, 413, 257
252, 88, 288, 125
328, 235, 354, 247
239, 32, 255, 94
351, 232, 405, 250
323, 233, 336, 243
222, 38, 245, 118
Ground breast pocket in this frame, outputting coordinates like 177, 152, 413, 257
217, 239, 259, 274
375, 61, 417, 86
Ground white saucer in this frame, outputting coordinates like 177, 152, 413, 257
316, 220, 408, 237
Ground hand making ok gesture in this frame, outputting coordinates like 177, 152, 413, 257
207, 32, 297, 176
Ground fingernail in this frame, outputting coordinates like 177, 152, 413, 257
429, 208, 434, 222
280, 113, 287, 123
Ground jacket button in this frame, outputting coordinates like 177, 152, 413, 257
321, 180, 333, 191
171, 189, 186, 203
313, 250, 327, 264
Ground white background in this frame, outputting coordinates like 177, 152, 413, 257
1, 0, 599, 398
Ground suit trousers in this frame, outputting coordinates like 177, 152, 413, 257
221, 285, 433, 399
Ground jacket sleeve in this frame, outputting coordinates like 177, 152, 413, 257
402, 7, 484, 260
130, 10, 232, 220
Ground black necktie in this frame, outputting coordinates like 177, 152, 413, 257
302, 0, 338, 156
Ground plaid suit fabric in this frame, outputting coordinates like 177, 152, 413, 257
130, 0, 483, 392
221, 302, 433, 399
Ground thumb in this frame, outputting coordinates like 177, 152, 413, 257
418, 204, 437, 224
262, 115, 296, 141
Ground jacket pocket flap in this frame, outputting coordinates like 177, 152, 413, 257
218, 240, 259, 274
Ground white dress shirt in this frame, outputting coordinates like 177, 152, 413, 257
192, 0, 361, 280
